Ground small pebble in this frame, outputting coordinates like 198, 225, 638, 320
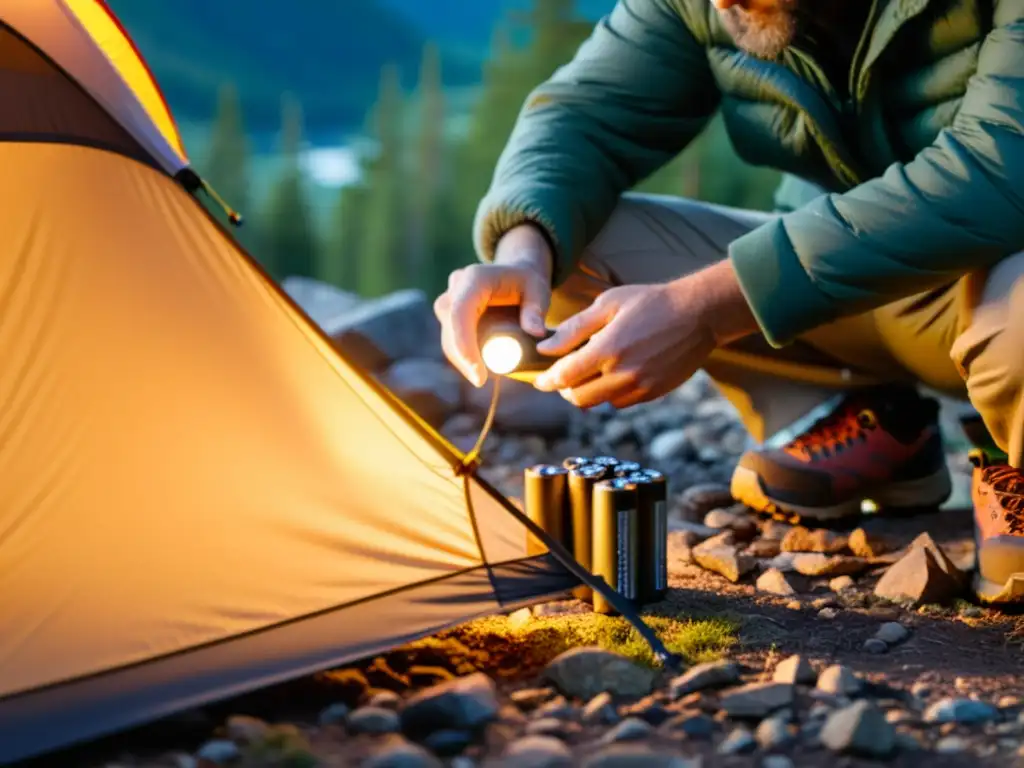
317, 702, 350, 726
874, 622, 909, 645
830, 576, 855, 592
863, 638, 888, 654
935, 735, 969, 753
718, 727, 756, 754
755, 715, 794, 750
817, 665, 862, 696
818, 607, 840, 620
582, 692, 619, 725
762, 757, 795, 768
195, 741, 240, 765
924, 698, 999, 724
348, 706, 401, 734
600, 717, 652, 744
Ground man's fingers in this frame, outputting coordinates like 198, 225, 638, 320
537, 300, 613, 356
448, 282, 490, 386
518, 273, 551, 337
560, 371, 638, 410
433, 292, 450, 323
534, 338, 608, 392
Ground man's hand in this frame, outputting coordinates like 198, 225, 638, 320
434, 224, 554, 387
533, 259, 758, 409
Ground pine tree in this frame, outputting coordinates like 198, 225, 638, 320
203, 83, 252, 242
407, 42, 446, 294
261, 95, 318, 280
323, 182, 367, 292
358, 63, 406, 298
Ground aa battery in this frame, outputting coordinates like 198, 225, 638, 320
562, 456, 592, 471
591, 477, 640, 615
612, 461, 643, 477
624, 469, 669, 603
590, 456, 620, 469
524, 464, 570, 557
567, 463, 610, 601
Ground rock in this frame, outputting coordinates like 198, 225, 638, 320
773, 655, 817, 685
818, 607, 840, 620
848, 528, 890, 558
719, 683, 794, 718
469, 376, 575, 436
765, 552, 799, 573
507, 607, 532, 631
667, 520, 719, 539
582, 745, 701, 768
383, 358, 463, 426
502, 736, 572, 767
757, 568, 804, 596
761, 521, 794, 540
762, 757, 795, 768
669, 660, 742, 697
874, 622, 910, 645
911, 533, 969, 585
674, 483, 734, 521
661, 712, 716, 738
935, 735, 970, 753
910, 680, 933, 699
692, 539, 756, 582
816, 665, 861, 696
873, 545, 964, 605
544, 647, 656, 700
863, 638, 888, 654
363, 737, 444, 768
195, 739, 241, 765
745, 538, 782, 558
600, 717, 652, 744
422, 729, 472, 756
532, 599, 591, 617
619, 697, 670, 726
369, 690, 404, 709
534, 696, 575, 720
400, 672, 499, 737
281, 276, 362, 329
819, 700, 895, 757
649, 429, 690, 463
326, 289, 440, 371
829, 575, 856, 592
792, 553, 869, 577
756, 714, 795, 750
923, 697, 999, 724
581, 693, 619, 725
704, 506, 757, 539
510, 688, 556, 711
781, 527, 848, 554
317, 702, 350, 725
223, 715, 269, 745
718, 727, 757, 754
349, 706, 401, 734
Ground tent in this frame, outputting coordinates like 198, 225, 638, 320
0, 2, 673, 763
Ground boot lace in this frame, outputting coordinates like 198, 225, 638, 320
982, 464, 1024, 534
789, 406, 878, 460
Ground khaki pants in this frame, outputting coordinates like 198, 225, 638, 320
547, 193, 1024, 467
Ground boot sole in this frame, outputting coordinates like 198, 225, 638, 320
730, 465, 953, 524
974, 571, 1024, 605
974, 534, 1024, 605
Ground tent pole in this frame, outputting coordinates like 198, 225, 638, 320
469, 474, 686, 673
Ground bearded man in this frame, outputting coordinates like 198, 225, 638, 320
434, 0, 1024, 603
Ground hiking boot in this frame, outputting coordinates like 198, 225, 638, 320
730, 387, 952, 522
971, 451, 1024, 604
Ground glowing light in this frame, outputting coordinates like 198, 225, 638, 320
861, 499, 879, 514
481, 335, 523, 375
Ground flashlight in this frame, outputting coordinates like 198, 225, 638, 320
477, 306, 558, 383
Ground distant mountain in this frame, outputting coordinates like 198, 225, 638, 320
107, 0, 482, 135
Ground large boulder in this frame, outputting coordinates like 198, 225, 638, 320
383, 358, 463, 427
281, 276, 362, 329
323, 289, 443, 372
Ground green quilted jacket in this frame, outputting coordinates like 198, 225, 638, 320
473, 0, 1024, 347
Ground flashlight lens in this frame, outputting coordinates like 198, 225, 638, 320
481, 335, 523, 374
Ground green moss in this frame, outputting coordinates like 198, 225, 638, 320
412, 610, 739, 673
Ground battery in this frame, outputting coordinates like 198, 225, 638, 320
590, 477, 640, 615
523, 464, 570, 557
562, 456, 592, 471
612, 461, 643, 477
590, 455, 620, 469
567, 463, 609, 601
624, 469, 669, 603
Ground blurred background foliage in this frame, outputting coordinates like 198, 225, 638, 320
111, 0, 782, 298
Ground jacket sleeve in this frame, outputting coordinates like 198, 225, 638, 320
473, 0, 720, 286
730, 4, 1024, 347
